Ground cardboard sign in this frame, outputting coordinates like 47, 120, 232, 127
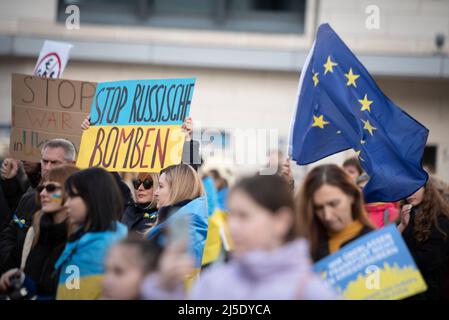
33, 40, 73, 79
76, 78, 196, 172
313, 225, 427, 300
10, 73, 97, 161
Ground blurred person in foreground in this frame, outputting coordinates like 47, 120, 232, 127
141, 174, 338, 300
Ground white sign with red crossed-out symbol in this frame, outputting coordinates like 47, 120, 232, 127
33, 40, 73, 79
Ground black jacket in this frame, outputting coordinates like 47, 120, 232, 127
0, 186, 12, 232
0, 186, 40, 274
111, 172, 133, 220
402, 207, 449, 299
121, 202, 158, 234
0, 167, 29, 214
0, 162, 41, 214
23, 214, 68, 298
315, 225, 374, 262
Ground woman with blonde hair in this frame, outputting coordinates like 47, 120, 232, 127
296, 164, 374, 262
146, 163, 208, 270
0, 165, 79, 299
121, 172, 159, 234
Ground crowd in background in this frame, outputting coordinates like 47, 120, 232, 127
0, 117, 448, 300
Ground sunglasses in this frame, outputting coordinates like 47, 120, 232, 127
37, 183, 62, 193
132, 178, 153, 190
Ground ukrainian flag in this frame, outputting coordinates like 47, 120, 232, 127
146, 196, 209, 268
202, 185, 233, 266
55, 222, 127, 300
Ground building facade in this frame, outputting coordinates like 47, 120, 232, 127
0, 0, 448, 180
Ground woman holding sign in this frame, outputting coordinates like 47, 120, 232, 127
296, 164, 374, 262
398, 178, 449, 299
121, 172, 159, 234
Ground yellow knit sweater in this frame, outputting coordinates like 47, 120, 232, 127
328, 220, 364, 254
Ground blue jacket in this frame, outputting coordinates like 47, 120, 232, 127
147, 196, 208, 268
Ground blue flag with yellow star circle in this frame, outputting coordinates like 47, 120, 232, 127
288, 23, 429, 202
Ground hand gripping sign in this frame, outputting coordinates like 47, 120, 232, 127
76, 78, 196, 172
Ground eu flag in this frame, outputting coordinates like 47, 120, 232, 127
288, 24, 429, 202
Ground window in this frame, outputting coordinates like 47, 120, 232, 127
57, 0, 306, 34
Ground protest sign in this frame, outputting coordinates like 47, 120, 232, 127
313, 224, 427, 300
76, 78, 196, 172
10, 73, 97, 161
33, 40, 73, 79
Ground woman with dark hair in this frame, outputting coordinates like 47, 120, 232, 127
54, 168, 127, 300
121, 172, 159, 234
342, 157, 363, 183
0, 165, 79, 299
141, 174, 337, 299
296, 164, 374, 262
399, 178, 449, 299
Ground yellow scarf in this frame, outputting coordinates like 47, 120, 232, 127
328, 220, 364, 254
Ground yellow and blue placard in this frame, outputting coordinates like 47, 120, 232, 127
77, 78, 195, 172
313, 225, 427, 300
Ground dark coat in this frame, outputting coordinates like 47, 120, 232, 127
0, 162, 41, 214
0, 186, 12, 232
111, 172, 133, 220
0, 166, 29, 214
402, 207, 449, 299
23, 214, 68, 298
121, 202, 157, 234
0, 186, 40, 274
0, 163, 42, 266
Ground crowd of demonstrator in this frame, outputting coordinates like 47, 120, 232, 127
0, 118, 448, 300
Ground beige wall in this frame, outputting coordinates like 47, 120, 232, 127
0, 0, 56, 23
0, 0, 448, 181
1, 57, 448, 180
319, 0, 449, 54
1, 0, 448, 55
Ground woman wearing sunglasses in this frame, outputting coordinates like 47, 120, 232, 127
121, 172, 160, 234
0, 165, 79, 300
